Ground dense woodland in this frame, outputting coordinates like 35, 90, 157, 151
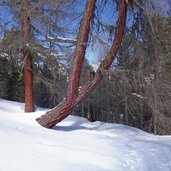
0, 0, 171, 134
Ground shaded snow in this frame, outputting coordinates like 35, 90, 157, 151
0, 99, 171, 171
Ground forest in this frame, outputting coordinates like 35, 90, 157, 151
0, 0, 171, 134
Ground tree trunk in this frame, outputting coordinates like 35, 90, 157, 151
67, 0, 96, 103
36, 0, 127, 128
22, 16, 34, 112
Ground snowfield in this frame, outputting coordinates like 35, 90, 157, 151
0, 99, 171, 171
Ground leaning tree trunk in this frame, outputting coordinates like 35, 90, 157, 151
22, 16, 34, 112
36, 0, 128, 128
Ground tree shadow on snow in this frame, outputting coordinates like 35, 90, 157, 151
53, 120, 103, 132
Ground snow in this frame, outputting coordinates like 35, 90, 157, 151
132, 93, 144, 99
0, 99, 171, 171
91, 63, 99, 72
47, 36, 77, 43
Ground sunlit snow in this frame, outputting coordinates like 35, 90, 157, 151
0, 99, 171, 171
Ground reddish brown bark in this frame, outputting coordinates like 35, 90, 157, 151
67, 0, 96, 103
22, 16, 34, 112
36, 0, 127, 128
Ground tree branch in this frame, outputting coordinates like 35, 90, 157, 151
76, 0, 127, 104
0, 1, 17, 6
45, 36, 77, 44
66, 0, 96, 103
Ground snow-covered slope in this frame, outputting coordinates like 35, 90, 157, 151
0, 99, 171, 171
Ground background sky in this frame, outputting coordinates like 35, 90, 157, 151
0, 0, 170, 65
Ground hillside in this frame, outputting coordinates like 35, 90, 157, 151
0, 99, 171, 171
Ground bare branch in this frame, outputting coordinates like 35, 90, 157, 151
45, 36, 77, 44
0, 2, 16, 6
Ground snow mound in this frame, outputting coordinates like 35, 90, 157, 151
0, 99, 171, 171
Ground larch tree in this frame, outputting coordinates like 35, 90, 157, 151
0, 0, 76, 112
0, 0, 34, 112
36, 0, 128, 128
22, 14, 34, 112
18, 0, 75, 112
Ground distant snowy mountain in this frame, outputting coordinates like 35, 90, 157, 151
0, 98, 171, 171
91, 63, 99, 72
